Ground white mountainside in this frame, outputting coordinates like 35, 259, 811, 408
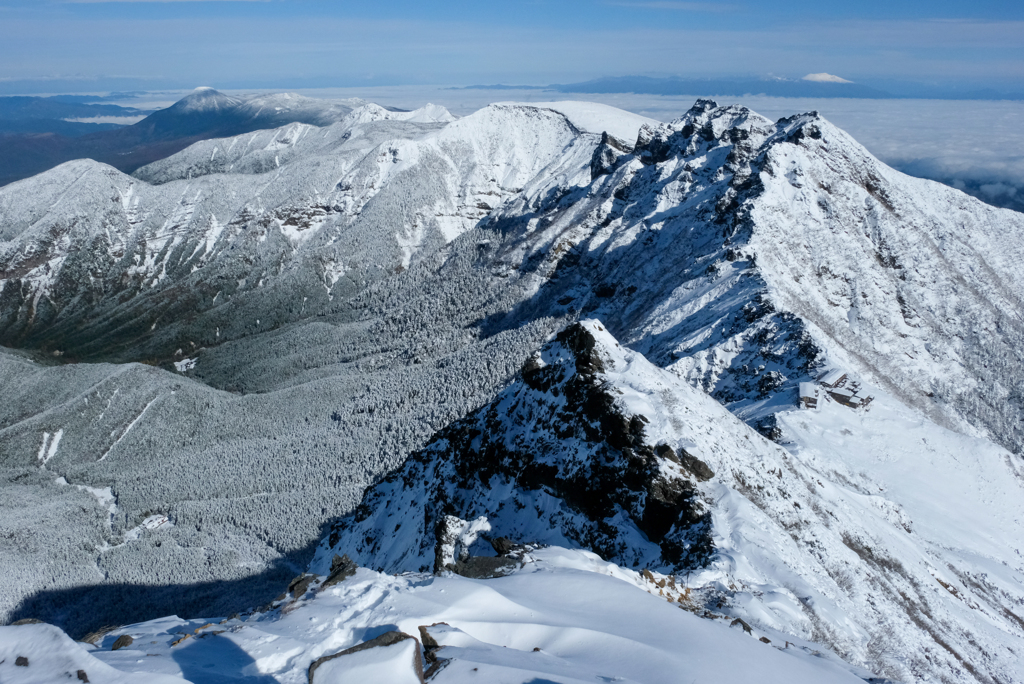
484, 99, 1024, 453
316, 320, 1024, 683
232, 92, 370, 127
0, 101, 603, 359
0, 100, 653, 638
1, 97, 1022, 684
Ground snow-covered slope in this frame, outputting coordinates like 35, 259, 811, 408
0, 103, 577, 359
482, 99, 1024, 453
2, 96, 1024, 684
498, 100, 657, 144
0, 623, 187, 684
319, 320, 1024, 683
232, 92, 368, 128
3, 548, 870, 684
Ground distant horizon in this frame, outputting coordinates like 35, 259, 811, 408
4, 74, 1023, 102
1, 0, 1021, 97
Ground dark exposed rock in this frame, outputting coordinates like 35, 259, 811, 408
634, 124, 679, 166
321, 554, 357, 589
417, 624, 442, 652
731, 617, 753, 634
287, 573, 317, 599
453, 556, 520, 579
757, 370, 786, 398
307, 631, 424, 684
10, 618, 43, 625
77, 670, 90, 683
490, 537, 514, 556
80, 626, 116, 645
590, 131, 633, 180
326, 321, 715, 574
111, 634, 133, 651
754, 415, 783, 443
15, 656, 28, 666
655, 444, 715, 482
418, 624, 451, 679
635, 100, 720, 167
785, 121, 823, 145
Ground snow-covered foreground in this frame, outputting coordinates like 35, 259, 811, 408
1, 548, 871, 684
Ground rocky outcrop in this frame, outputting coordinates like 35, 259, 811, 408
286, 574, 317, 599
314, 320, 716, 575
320, 555, 357, 589
590, 131, 633, 179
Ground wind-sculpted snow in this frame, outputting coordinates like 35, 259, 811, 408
321, 320, 1024, 683
0, 549, 872, 684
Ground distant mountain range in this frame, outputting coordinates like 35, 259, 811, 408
0, 96, 151, 138
460, 76, 893, 99
0, 88, 374, 187
0, 96, 150, 123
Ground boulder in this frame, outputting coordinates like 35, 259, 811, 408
321, 555, 358, 589
111, 634, 134, 650
307, 631, 424, 684
287, 573, 317, 598
433, 515, 490, 573
490, 537, 516, 556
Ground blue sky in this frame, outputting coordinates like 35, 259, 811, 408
0, 0, 1022, 93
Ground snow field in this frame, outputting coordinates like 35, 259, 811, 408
37, 548, 869, 684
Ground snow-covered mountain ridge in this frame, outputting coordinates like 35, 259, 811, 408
1, 97, 1023, 683
482, 99, 1024, 453
0, 87, 378, 188
315, 321, 718, 575
0, 101, 578, 361
318, 319, 1024, 683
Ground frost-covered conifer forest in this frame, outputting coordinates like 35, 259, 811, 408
2, 89, 1024, 684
